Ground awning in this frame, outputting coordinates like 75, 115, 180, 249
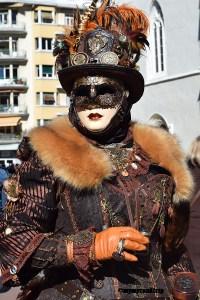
42, 12, 53, 19
9, 3, 24, 8
0, 116, 21, 127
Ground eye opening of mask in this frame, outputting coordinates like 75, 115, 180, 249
74, 86, 90, 97
71, 76, 131, 111
73, 84, 118, 101
96, 84, 116, 96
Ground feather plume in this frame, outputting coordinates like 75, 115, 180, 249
78, 0, 99, 34
99, 5, 149, 35
73, 6, 81, 34
59, 1, 149, 60
96, 0, 110, 26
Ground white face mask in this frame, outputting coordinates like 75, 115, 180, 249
77, 106, 120, 132
72, 76, 129, 132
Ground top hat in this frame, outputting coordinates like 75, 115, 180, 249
55, 0, 149, 104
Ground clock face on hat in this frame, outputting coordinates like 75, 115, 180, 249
84, 29, 114, 58
88, 34, 108, 55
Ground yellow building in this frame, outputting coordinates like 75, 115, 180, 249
0, 1, 75, 166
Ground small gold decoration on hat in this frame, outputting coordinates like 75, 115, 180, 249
99, 51, 119, 65
71, 52, 89, 65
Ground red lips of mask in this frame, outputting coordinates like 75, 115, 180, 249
88, 113, 103, 120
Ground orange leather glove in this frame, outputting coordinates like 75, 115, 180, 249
95, 226, 149, 262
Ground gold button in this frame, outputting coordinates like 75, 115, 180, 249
131, 162, 138, 169
121, 170, 129, 176
5, 227, 12, 235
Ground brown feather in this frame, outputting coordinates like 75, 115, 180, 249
63, 3, 149, 51
73, 6, 81, 33
85, 21, 98, 32
103, 6, 149, 35
96, 0, 110, 26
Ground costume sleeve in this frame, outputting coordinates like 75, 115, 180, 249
164, 201, 190, 251
0, 145, 58, 285
163, 197, 194, 268
0, 139, 97, 286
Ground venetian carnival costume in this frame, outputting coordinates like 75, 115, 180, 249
0, 1, 199, 299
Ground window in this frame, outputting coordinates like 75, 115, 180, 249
147, 1, 166, 79
36, 65, 40, 77
35, 37, 52, 51
42, 65, 53, 77
35, 38, 39, 50
0, 65, 18, 80
35, 65, 54, 78
37, 119, 51, 126
43, 119, 51, 125
41, 11, 53, 23
42, 38, 52, 50
43, 92, 55, 105
0, 65, 10, 79
64, 14, 74, 27
154, 20, 164, 73
14, 93, 19, 106
0, 38, 9, 55
0, 37, 17, 55
0, 10, 8, 25
13, 65, 18, 79
0, 93, 10, 111
34, 11, 38, 23
12, 11, 17, 24
34, 10, 54, 24
12, 38, 17, 52
36, 65, 54, 78
36, 92, 55, 105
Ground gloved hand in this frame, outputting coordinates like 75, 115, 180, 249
95, 226, 149, 262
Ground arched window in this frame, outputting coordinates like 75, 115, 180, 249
147, 1, 166, 80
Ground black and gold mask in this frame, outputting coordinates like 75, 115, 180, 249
71, 76, 129, 111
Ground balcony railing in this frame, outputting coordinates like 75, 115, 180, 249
0, 133, 22, 141
0, 78, 27, 90
0, 105, 27, 114
0, 50, 27, 62
0, 22, 26, 34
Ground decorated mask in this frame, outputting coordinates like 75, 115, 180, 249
71, 76, 129, 132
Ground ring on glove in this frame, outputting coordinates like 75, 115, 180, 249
112, 239, 125, 262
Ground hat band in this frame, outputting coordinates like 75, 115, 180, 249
71, 51, 119, 66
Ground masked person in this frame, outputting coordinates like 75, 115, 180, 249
0, 1, 199, 299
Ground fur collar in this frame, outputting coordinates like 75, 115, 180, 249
28, 116, 193, 202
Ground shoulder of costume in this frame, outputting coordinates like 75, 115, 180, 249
27, 116, 112, 190
131, 122, 193, 202
24, 116, 193, 202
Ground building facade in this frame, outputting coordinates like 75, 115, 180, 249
0, 0, 77, 166
131, 0, 200, 151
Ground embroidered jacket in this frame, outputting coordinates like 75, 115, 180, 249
0, 116, 195, 299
